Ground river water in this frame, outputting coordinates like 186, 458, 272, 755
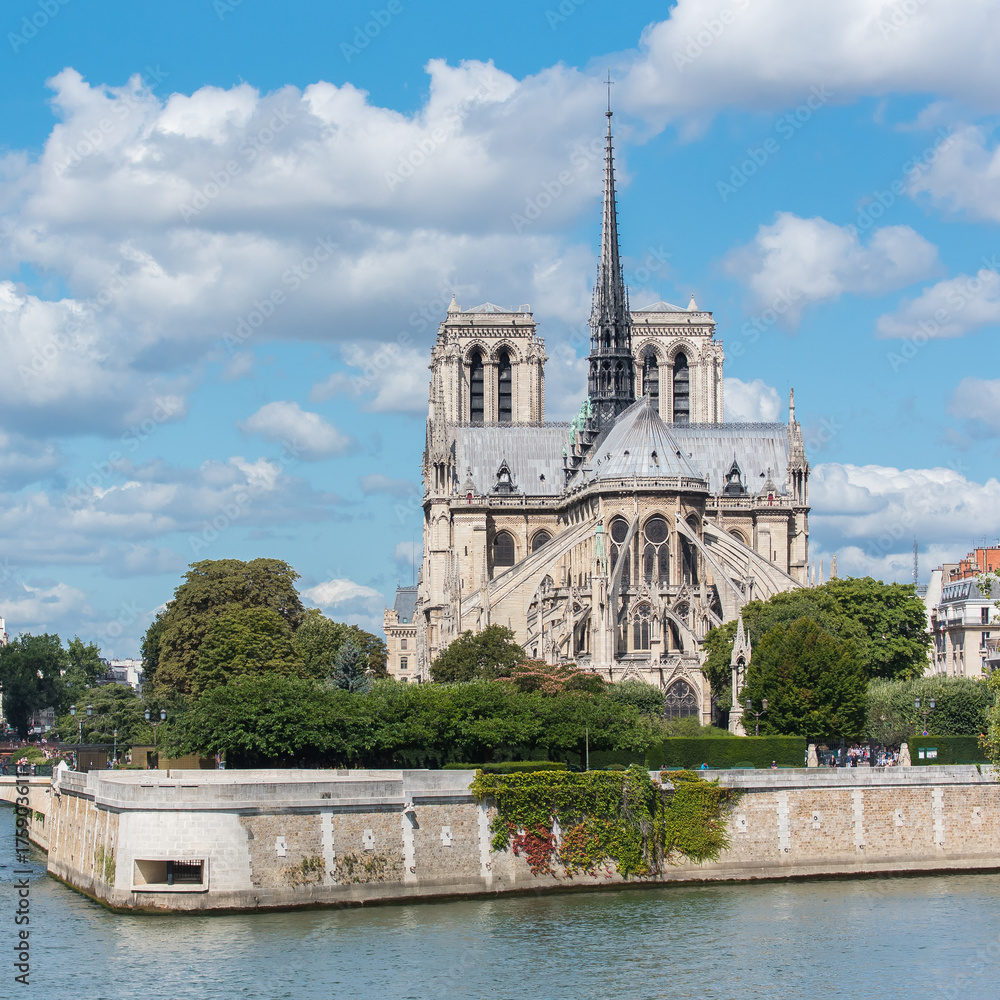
2, 806, 998, 999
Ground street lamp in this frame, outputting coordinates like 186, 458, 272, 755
914, 697, 935, 736
69, 704, 93, 770
113, 728, 118, 768
745, 698, 768, 736
144, 708, 167, 768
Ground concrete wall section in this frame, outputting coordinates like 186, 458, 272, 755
4, 766, 999, 912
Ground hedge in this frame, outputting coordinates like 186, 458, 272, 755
654, 737, 808, 770
909, 736, 989, 766
442, 761, 568, 773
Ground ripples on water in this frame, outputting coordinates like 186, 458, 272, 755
2, 807, 998, 999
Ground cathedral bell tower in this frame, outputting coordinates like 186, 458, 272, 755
587, 101, 635, 431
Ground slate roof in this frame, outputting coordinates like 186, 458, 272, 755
671, 423, 791, 495
453, 425, 567, 496
633, 300, 687, 312
393, 585, 418, 624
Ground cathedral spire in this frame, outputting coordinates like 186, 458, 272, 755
587, 91, 635, 430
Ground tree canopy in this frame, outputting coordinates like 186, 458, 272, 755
430, 625, 526, 683
866, 676, 995, 743
145, 559, 386, 696
740, 618, 867, 739
0, 634, 68, 736
703, 576, 931, 708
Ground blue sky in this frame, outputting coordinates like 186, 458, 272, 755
2, 0, 999, 657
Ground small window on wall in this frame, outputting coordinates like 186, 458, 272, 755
493, 530, 515, 567
532, 530, 552, 552
400, 657, 408, 670
982, 607, 990, 624
400, 638, 407, 650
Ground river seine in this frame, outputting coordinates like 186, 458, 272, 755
3, 807, 999, 999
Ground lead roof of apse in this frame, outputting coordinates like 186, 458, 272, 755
580, 396, 703, 482
671, 424, 791, 494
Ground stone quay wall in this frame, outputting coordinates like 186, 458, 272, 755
1, 766, 998, 912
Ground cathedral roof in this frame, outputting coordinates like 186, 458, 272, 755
633, 300, 687, 312
585, 396, 704, 481
393, 585, 418, 624
670, 423, 791, 495
454, 425, 566, 496
463, 301, 524, 314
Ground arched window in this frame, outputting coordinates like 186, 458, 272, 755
643, 350, 659, 404
632, 603, 652, 651
664, 680, 699, 720
609, 517, 630, 588
642, 515, 670, 587
493, 530, 515, 568
469, 349, 484, 425
531, 530, 551, 552
497, 349, 513, 423
672, 353, 690, 424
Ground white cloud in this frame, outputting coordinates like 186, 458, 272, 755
875, 266, 1000, 339
619, 0, 1000, 128
810, 463, 1000, 579
0, 430, 61, 489
725, 213, 939, 328
302, 578, 382, 608
240, 401, 353, 460
0, 579, 92, 634
723, 378, 781, 422
338, 343, 431, 415
360, 474, 418, 499
394, 541, 422, 574
907, 124, 1000, 223
949, 377, 1000, 435
0, 62, 609, 436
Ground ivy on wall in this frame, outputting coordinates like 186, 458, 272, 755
470, 765, 740, 879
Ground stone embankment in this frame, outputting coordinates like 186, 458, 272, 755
1, 766, 998, 912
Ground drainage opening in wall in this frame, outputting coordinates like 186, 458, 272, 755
132, 859, 209, 893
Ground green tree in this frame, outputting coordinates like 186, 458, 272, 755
703, 576, 931, 704
52, 683, 148, 748
430, 625, 526, 683
607, 678, 665, 716
195, 607, 304, 694
329, 640, 372, 693
294, 609, 348, 677
140, 609, 168, 686
149, 558, 306, 696
61, 637, 106, 705
741, 618, 867, 739
0, 634, 68, 736
168, 673, 335, 767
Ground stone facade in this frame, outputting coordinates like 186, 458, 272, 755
404, 112, 810, 720
5, 765, 999, 913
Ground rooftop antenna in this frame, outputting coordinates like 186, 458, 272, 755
912, 538, 918, 587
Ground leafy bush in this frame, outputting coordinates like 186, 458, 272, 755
909, 736, 989, 765
443, 761, 567, 773
866, 676, 994, 742
654, 736, 807, 770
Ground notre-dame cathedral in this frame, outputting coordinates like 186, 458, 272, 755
384, 107, 810, 724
